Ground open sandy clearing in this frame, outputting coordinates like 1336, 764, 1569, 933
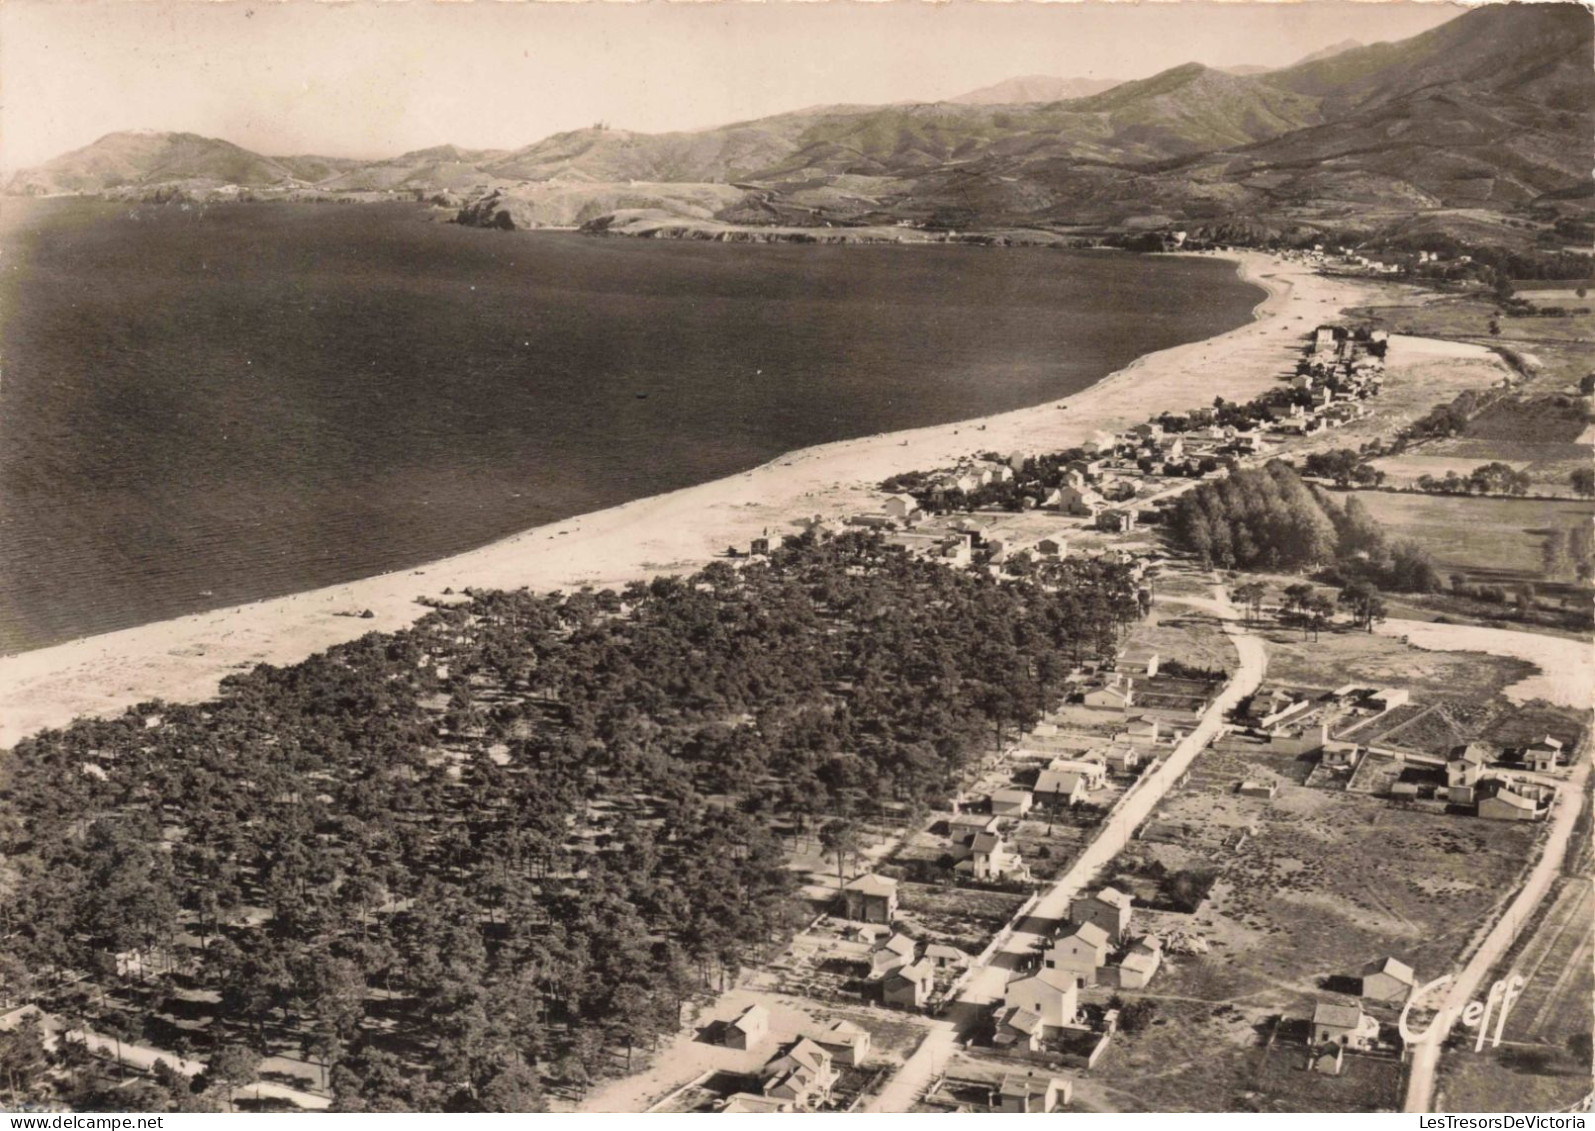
1374, 619, 1592, 710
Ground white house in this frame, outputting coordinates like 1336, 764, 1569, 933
1523, 736, 1564, 772
1002, 968, 1080, 1030
1046, 757, 1106, 789
1070, 887, 1133, 943
1045, 920, 1111, 986
882, 494, 919, 521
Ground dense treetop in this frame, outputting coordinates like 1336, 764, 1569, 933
1, 531, 1139, 1111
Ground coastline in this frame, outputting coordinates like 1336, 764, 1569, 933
0, 252, 1379, 749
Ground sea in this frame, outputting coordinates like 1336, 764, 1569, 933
0, 198, 1262, 653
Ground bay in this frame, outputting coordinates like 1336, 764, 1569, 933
0, 199, 1260, 652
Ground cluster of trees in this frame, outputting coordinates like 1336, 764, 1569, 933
1402, 390, 1489, 443
1415, 461, 1532, 497
1570, 468, 1594, 498
1300, 449, 1384, 488
1, 532, 1141, 1111
1167, 462, 1338, 572
1167, 462, 1441, 594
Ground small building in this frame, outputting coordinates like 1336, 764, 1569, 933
1049, 485, 1101, 517
1366, 687, 1410, 711
1310, 1043, 1345, 1077
841, 873, 899, 924
997, 1072, 1072, 1114
882, 494, 919, 521
1045, 920, 1111, 986
1320, 742, 1361, 770
1083, 676, 1134, 710
1046, 757, 1107, 789
814, 1019, 871, 1067
1360, 956, 1416, 1004
1121, 650, 1159, 678
925, 943, 968, 971
1447, 743, 1489, 789
990, 787, 1034, 818
721, 1093, 793, 1113
760, 1037, 837, 1108
1036, 537, 1067, 558
1114, 939, 1162, 990
949, 811, 1001, 837
961, 831, 1026, 881
1237, 780, 1278, 800
1248, 688, 1298, 722
1522, 736, 1564, 772
869, 932, 917, 979
1478, 786, 1548, 822
1124, 715, 1161, 744
1070, 887, 1133, 943
1454, 740, 1486, 803
1097, 509, 1137, 534
749, 537, 771, 557
1311, 1001, 1374, 1047
939, 537, 973, 567
724, 1003, 769, 1050
993, 1006, 1044, 1052
883, 957, 935, 1010
1003, 968, 1080, 1031
1105, 744, 1144, 775
1268, 722, 1328, 756
1034, 769, 1087, 808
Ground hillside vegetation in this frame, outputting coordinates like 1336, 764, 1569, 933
8, 5, 1589, 246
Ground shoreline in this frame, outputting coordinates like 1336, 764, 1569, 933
0, 252, 1379, 750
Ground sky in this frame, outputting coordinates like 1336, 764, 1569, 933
1, 0, 1468, 171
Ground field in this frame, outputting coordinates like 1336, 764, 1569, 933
1325, 491, 1595, 582
1085, 999, 1404, 1113
1368, 454, 1534, 491
1122, 603, 1238, 675
1351, 293, 1595, 394
1497, 878, 1594, 1049
1259, 623, 1537, 705
1079, 713, 1545, 1115
1435, 1047, 1593, 1114
1163, 745, 1539, 995
1434, 872, 1592, 1116
1452, 396, 1590, 446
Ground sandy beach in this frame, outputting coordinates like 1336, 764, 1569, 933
0, 252, 1382, 749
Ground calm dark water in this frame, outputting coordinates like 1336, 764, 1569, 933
0, 199, 1260, 652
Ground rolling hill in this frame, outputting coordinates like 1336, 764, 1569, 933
949, 75, 1122, 104
6, 130, 302, 195
7, 3, 1589, 244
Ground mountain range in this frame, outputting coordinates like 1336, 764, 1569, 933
9, 4, 1591, 243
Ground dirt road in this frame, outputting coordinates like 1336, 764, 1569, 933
865, 583, 1266, 1111
1403, 728, 1591, 1113
1403, 660, 1588, 1110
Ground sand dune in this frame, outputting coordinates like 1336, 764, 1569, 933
0, 252, 1378, 749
